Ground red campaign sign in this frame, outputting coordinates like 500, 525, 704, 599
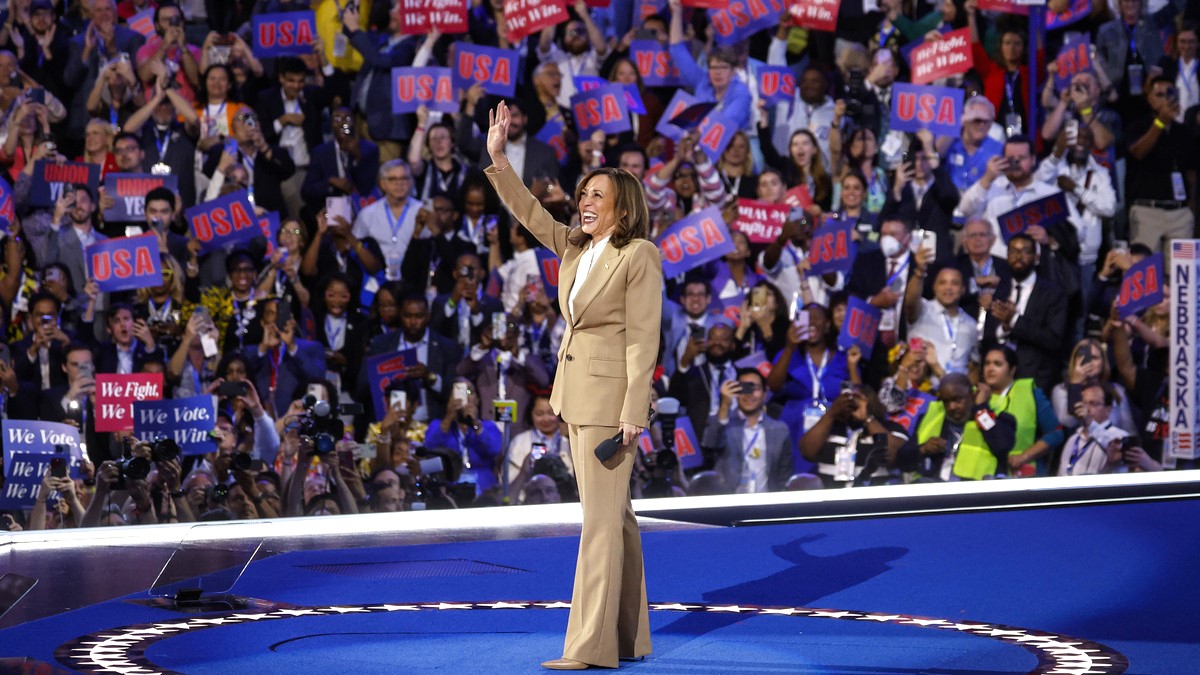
94, 373, 164, 432
909, 28, 973, 85
584, 0, 611, 6
783, 185, 813, 209
503, 0, 569, 44
398, 0, 431, 35
788, 0, 839, 32
430, 0, 469, 33
976, 0, 1028, 15
734, 199, 788, 244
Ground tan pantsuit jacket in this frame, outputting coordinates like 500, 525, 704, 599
486, 164, 662, 667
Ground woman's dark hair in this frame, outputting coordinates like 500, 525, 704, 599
569, 168, 650, 249
199, 64, 239, 105
524, 394, 556, 427
313, 272, 359, 316
217, 352, 250, 379
987, 345, 1019, 370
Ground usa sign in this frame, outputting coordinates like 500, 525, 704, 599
86, 234, 163, 293
185, 189, 260, 252
758, 65, 796, 106
996, 192, 1069, 244
1115, 253, 1164, 319
571, 83, 632, 136
709, 0, 785, 46
838, 296, 882, 360
656, 206, 736, 278
252, 11, 316, 57
806, 215, 856, 276
890, 82, 964, 137
630, 40, 682, 87
1054, 34, 1091, 91
452, 43, 517, 98
908, 28, 972, 85
392, 67, 456, 114
365, 348, 420, 419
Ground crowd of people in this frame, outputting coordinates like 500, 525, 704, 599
0, 0, 1191, 533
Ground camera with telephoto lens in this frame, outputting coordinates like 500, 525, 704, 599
149, 436, 181, 463
639, 400, 679, 498
296, 395, 362, 456
844, 68, 867, 123
409, 446, 476, 508
113, 438, 151, 490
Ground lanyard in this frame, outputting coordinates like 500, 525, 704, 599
1067, 436, 1095, 473
1124, 22, 1138, 59
942, 311, 958, 352
109, 107, 119, 128
385, 200, 413, 243
149, 298, 172, 322
878, 24, 895, 50
205, 100, 226, 133
154, 128, 171, 159
743, 425, 761, 457
535, 430, 561, 455
268, 345, 283, 391
1004, 71, 1019, 106
806, 349, 829, 403
325, 315, 345, 350
885, 255, 910, 287
1182, 59, 1198, 101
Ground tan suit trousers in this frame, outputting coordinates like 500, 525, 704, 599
561, 423, 652, 668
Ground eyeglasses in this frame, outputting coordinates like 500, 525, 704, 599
284, 227, 303, 235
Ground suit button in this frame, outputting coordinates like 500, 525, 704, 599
565, 355, 574, 361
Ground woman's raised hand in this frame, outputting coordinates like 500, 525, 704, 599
487, 102, 511, 169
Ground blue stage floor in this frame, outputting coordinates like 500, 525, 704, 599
1, 496, 1197, 673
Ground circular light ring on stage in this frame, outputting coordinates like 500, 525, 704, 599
54, 601, 1129, 674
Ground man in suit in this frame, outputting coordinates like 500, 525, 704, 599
87, 303, 161, 375
342, 2, 420, 162
882, 139, 959, 263
61, 0, 146, 154
44, 184, 107, 298
126, 79, 200, 209
39, 342, 109, 463
202, 109, 295, 215
473, 98, 561, 187
13, 293, 71, 392
982, 234, 1068, 392
401, 194, 475, 296
950, 218, 1012, 321
847, 215, 917, 385
661, 277, 713, 378
301, 107, 380, 217
430, 253, 504, 351
703, 368, 794, 492
364, 294, 461, 424
255, 56, 329, 219
668, 323, 740, 437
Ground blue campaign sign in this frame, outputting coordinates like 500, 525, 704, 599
996, 192, 1069, 243
630, 40, 683, 87
806, 216, 857, 276
186, 189, 259, 252
259, 210, 281, 257
535, 246, 560, 300
29, 160, 101, 208
574, 77, 646, 114
637, 415, 703, 470
890, 82, 964, 137
133, 395, 217, 456
103, 173, 177, 222
571, 83, 632, 137
1054, 34, 1091, 91
365, 348, 420, 419
1, 420, 82, 506
534, 117, 568, 165
392, 67, 457, 114
1047, 0, 1090, 29
452, 43, 517, 98
758, 65, 796, 106
654, 90, 700, 141
86, 233, 163, 293
1116, 253, 1164, 319
838, 296, 882, 360
695, 106, 736, 164
252, 11, 316, 57
709, 0, 784, 45
655, 206, 736, 278
0, 175, 14, 233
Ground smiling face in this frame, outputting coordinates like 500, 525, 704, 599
577, 174, 623, 240
324, 280, 350, 317
933, 267, 964, 307
205, 67, 230, 101
757, 170, 785, 202
840, 174, 866, 210
531, 397, 559, 435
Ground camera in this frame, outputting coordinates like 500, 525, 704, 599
409, 447, 477, 509
457, 265, 473, 278
844, 68, 867, 123
295, 394, 361, 456
149, 436, 181, 463
167, 15, 181, 27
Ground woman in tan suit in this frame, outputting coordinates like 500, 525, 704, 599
484, 101, 663, 670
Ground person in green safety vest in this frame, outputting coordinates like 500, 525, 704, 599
979, 346, 1064, 476
896, 372, 1017, 481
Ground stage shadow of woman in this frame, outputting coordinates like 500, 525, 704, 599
657, 534, 907, 638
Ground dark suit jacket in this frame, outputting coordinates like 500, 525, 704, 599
476, 135, 561, 187
13, 336, 67, 390
38, 384, 109, 463
363, 328, 461, 423
429, 292, 505, 350
702, 413, 794, 492
401, 233, 475, 295
847, 248, 915, 385
93, 341, 159, 375
947, 253, 1012, 319
313, 309, 371, 395
981, 275, 1068, 392
880, 169, 960, 263
348, 31, 420, 142
139, 123, 197, 209
45, 226, 107, 297
202, 145, 296, 215
300, 140, 381, 211
255, 85, 329, 153
62, 26, 146, 137
667, 362, 731, 442
243, 339, 327, 416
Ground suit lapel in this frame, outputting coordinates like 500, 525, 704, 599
570, 244, 623, 326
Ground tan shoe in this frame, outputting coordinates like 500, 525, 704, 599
541, 658, 589, 670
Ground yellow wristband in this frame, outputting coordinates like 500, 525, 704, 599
1079, 107, 1092, 117
1154, 118, 1166, 130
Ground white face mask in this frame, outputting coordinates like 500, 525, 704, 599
879, 234, 905, 258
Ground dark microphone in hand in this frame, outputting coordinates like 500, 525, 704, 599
594, 406, 659, 462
